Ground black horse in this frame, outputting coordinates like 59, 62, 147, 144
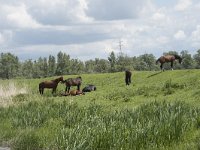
62, 76, 82, 93
39, 76, 63, 95
125, 70, 132, 85
82, 84, 96, 92
156, 54, 182, 71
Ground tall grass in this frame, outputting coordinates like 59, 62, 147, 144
0, 99, 199, 149
1, 70, 200, 149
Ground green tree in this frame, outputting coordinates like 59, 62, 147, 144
180, 50, 194, 69
56, 51, 70, 75
0, 53, 19, 79
193, 49, 200, 69
70, 59, 84, 74
116, 53, 133, 72
85, 60, 95, 73
138, 54, 157, 71
94, 58, 109, 73
21, 59, 34, 78
108, 51, 116, 72
48, 55, 56, 76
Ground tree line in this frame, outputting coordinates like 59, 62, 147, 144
0, 50, 200, 79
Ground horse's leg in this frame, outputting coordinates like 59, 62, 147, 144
68, 86, 70, 93
52, 87, 56, 94
129, 76, 131, 84
160, 63, 164, 71
125, 77, 128, 85
171, 61, 174, 70
65, 86, 68, 93
77, 85, 80, 91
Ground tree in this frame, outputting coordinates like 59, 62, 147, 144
193, 49, 200, 69
180, 50, 194, 69
116, 53, 134, 72
70, 59, 84, 74
56, 51, 70, 75
108, 51, 116, 72
85, 60, 95, 73
21, 59, 34, 78
138, 54, 157, 71
48, 55, 56, 76
0, 53, 19, 79
94, 58, 109, 73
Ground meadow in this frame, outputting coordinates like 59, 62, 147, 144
0, 70, 200, 150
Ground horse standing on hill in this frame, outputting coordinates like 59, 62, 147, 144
156, 54, 182, 71
125, 70, 132, 85
62, 76, 82, 93
39, 76, 63, 95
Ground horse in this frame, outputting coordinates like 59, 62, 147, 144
39, 76, 63, 95
125, 70, 132, 85
156, 54, 182, 71
82, 84, 96, 92
60, 90, 85, 96
62, 76, 82, 93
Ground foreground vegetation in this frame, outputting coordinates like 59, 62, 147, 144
0, 70, 200, 149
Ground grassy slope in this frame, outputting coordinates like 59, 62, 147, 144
19, 69, 200, 107
0, 69, 200, 149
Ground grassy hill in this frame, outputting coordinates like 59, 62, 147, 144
0, 70, 200, 149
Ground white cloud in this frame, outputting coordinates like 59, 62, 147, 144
191, 25, 200, 47
175, 0, 192, 11
0, 33, 5, 44
85, 0, 154, 20
152, 12, 166, 20
174, 30, 186, 40
0, 3, 41, 29
0, 0, 200, 60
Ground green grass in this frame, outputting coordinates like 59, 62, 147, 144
0, 70, 200, 149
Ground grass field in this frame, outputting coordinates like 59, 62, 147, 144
0, 70, 200, 150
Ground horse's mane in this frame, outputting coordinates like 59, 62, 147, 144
156, 58, 160, 64
53, 76, 63, 82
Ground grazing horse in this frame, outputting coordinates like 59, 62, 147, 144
62, 76, 82, 93
156, 54, 182, 71
39, 76, 63, 95
125, 70, 132, 85
82, 84, 96, 92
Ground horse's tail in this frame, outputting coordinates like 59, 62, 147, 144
156, 58, 160, 64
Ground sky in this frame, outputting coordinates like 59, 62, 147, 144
0, 0, 200, 61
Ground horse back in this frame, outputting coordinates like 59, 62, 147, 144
39, 81, 57, 88
65, 78, 82, 86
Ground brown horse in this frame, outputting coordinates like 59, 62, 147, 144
62, 76, 82, 93
125, 70, 132, 85
61, 90, 85, 96
156, 54, 182, 71
39, 76, 63, 95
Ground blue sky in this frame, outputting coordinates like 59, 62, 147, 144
0, 0, 200, 60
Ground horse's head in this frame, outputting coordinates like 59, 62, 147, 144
174, 55, 182, 64
59, 76, 64, 82
77, 76, 82, 80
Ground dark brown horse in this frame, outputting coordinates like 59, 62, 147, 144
125, 70, 132, 85
62, 76, 82, 93
156, 54, 182, 71
39, 76, 63, 95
